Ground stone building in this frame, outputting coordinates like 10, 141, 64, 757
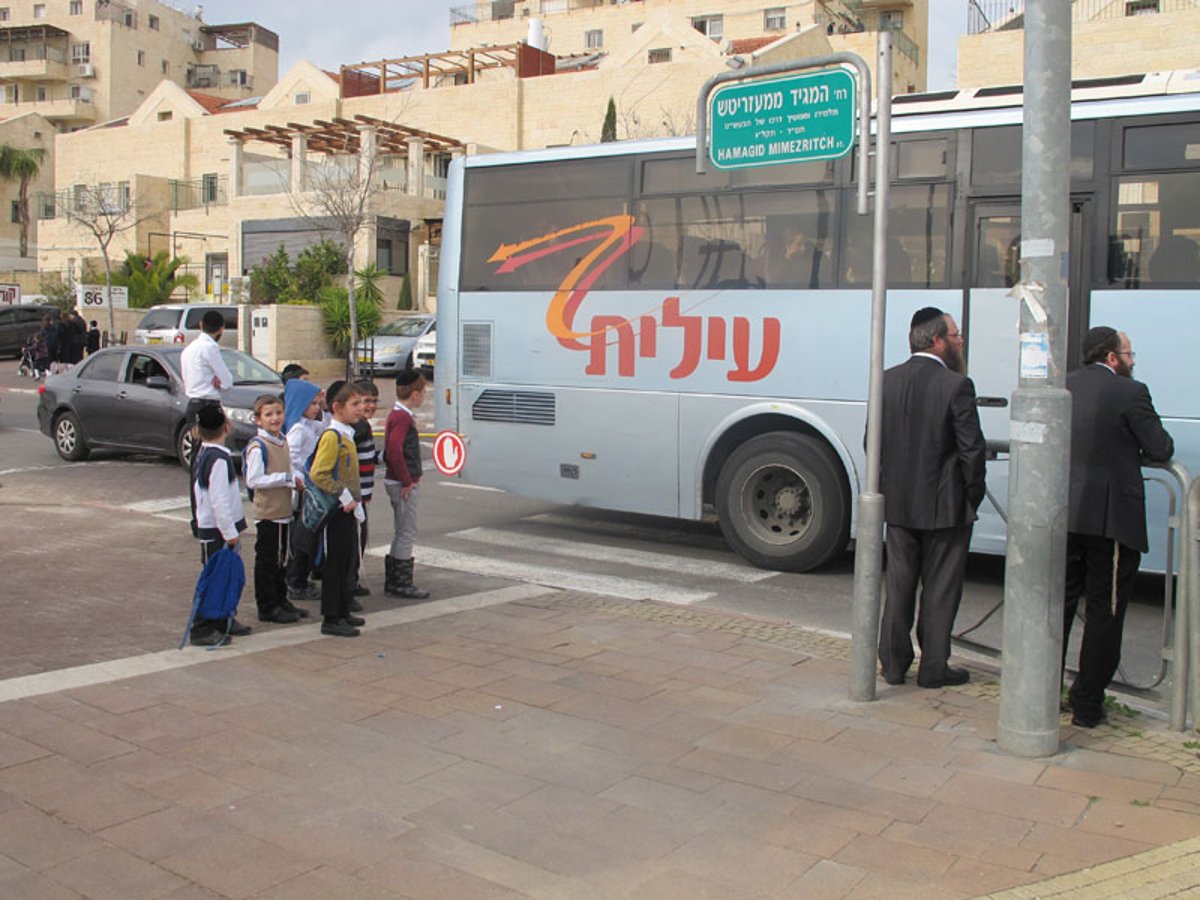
0, 0, 278, 269
957, 0, 1200, 88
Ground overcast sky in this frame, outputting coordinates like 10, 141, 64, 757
193, 0, 968, 90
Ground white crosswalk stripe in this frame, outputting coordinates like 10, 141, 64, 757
123, 496, 192, 513
367, 544, 714, 606
448, 526, 774, 583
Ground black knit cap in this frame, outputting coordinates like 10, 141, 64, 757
395, 369, 424, 388
196, 405, 226, 430
910, 306, 945, 329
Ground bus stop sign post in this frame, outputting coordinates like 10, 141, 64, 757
696, 42, 890, 703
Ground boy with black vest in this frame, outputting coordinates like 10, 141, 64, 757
245, 394, 310, 624
189, 405, 251, 645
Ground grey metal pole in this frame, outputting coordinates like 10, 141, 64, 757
849, 31, 892, 702
996, 0, 1072, 757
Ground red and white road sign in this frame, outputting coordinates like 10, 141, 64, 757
432, 430, 466, 476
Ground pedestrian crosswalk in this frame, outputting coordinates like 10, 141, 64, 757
121, 494, 776, 606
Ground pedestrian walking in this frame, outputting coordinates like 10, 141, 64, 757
1062, 326, 1174, 727
878, 307, 986, 688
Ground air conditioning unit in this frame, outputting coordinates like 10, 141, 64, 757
192, 40, 205, 51
75, 63, 94, 78
70, 86, 92, 102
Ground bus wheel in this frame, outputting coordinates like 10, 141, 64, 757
716, 432, 849, 572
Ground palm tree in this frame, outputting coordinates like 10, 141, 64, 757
112, 251, 200, 308
0, 145, 45, 258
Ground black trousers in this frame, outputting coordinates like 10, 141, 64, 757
1062, 533, 1140, 720
879, 523, 972, 680
254, 520, 289, 616
321, 508, 358, 621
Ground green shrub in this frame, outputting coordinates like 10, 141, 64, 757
320, 284, 381, 355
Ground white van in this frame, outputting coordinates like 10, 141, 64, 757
134, 304, 238, 347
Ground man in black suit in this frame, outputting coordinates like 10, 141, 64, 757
879, 307, 987, 688
1063, 326, 1173, 727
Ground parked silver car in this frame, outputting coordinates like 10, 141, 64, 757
351, 314, 434, 374
134, 304, 239, 347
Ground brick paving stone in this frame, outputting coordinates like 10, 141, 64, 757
657, 833, 821, 896
255, 865, 411, 900
43, 845, 186, 900
0, 805, 105, 870
1057, 747, 1184, 786
835, 832, 959, 880
599, 774, 727, 820
1075, 797, 1200, 844
0, 729, 52, 769
932, 771, 1093, 827
676, 746, 805, 792
774, 735, 892, 783
934, 855, 1039, 896
23, 720, 138, 765
626, 866, 772, 900
1019, 821, 1156, 866
866, 760, 957, 798
783, 858, 868, 899
29, 775, 166, 831
0, 858, 83, 899
948, 749, 1050, 785
695, 722, 801, 760
412, 759, 545, 809
1036, 764, 1166, 805
793, 774, 936, 824
481, 674, 581, 708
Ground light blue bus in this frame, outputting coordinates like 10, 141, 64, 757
433, 70, 1200, 573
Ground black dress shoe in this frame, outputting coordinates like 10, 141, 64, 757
258, 607, 301, 624
881, 671, 906, 686
280, 599, 310, 619
349, 598, 364, 613
917, 665, 970, 688
344, 614, 365, 627
353, 583, 371, 597
190, 630, 230, 647
321, 618, 360, 637
226, 618, 253, 637
1070, 707, 1107, 728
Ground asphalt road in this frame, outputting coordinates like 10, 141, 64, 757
0, 359, 1176, 713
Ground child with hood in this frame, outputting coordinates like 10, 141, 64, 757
284, 378, 324, 602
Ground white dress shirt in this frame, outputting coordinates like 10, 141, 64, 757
180, 332, 234, 400
192, 443, 244, 542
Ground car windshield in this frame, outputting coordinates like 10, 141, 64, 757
138, 309, 179, 330
377, 317, 431, 337
220, 349, 281, 385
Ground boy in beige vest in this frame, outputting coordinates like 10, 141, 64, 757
245, 394, 310, 624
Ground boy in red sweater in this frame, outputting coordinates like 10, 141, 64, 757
382, 370, 430, 599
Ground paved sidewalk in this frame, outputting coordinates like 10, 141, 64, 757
1, 588, 1199, 899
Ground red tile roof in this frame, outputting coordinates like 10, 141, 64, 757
186, 91, 255, 114
728, 37, 778, 55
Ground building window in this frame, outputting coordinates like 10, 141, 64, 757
764, 7, 786, 30
33, 4, 45, 19
137, 50, 145, 66
295, 91, 310, 105
631, 22, 641, 32
158, 110, 172, 121
879, 11, 904, 30
35, 85, 46, 101
149, 14, 160, 30
123, 10, 136, 28
648, 47, 672, 64
202, 174, 219, 203
69, 0, 82, 13
585, 29, 603, 49
0, 10, 9, 23
10, 48, 24, 62
1125, 0, 1160, 12
11, 201, 18, 224
161, 59, 168, 74
692, 15, 723, 41
229, 69, 248, 86
376, 238, 393, 274
71, 43, 91, 65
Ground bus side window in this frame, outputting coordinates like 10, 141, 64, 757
1110, 173, 1200, 287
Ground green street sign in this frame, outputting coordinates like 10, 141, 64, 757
709, 68, 856, 170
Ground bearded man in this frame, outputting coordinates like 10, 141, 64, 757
878, 306, 987, 688
1062, 326, 1173, 727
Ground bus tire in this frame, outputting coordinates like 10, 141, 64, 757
715, 432, 849, 572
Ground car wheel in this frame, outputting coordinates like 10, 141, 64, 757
176, 423, 196, 468
53, 411, 90, 461
715, 432, 850, 572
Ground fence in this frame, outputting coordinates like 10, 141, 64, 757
968, 0, 1197, 35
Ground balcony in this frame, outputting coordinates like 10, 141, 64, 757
0, 91, 96, 123
450, 0, 642, 26
169, 176, 229, 212
0, 55, 67, 81
967, 0, 1198, 34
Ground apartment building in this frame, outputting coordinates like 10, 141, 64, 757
957, 0, 1200, 87
0, 1, 278, 268
448, 0, 929, 95
36, 0, 927, 303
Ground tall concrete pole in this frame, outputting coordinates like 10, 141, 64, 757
849, 31, 892, 702
997, 0, 1072, 757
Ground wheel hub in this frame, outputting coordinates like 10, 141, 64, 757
773, 484, 805, 518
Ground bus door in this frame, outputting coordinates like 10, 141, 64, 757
965, 199, 1091, 550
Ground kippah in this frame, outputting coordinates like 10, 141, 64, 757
196, 405, 226, 430
395, 369, 423, 387
326, 379, 346, 402
1083, 326, 1118, 358
910, 306, 944, 330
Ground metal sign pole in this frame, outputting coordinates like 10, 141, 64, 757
848, 31, 892, 703
997, 0, 1073, 758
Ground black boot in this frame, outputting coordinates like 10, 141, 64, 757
384, 555, 403, 596
395, 557, 430, 600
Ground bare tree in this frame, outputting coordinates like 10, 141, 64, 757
58, 182, 157, 339
286, 130, 380, 378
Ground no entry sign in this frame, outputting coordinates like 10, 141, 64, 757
433, 430, 466, 476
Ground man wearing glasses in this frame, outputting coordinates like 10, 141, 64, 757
878, 307, 987, 688
1062, 326, 1173, 727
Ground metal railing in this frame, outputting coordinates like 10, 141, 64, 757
813, 9, 920, 66
954, 441, 1200, 732
451, 0, 642, 26
968, 0, 1197, 35
169, 176, 228, 212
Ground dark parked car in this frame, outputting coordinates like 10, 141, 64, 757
37, 345, 282, 466
0, 303, 58, 357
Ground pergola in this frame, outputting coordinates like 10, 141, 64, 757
222, 114, 464, 157
339, 43, 554, 97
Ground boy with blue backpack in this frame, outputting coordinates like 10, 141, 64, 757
244, 394, 310, 624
